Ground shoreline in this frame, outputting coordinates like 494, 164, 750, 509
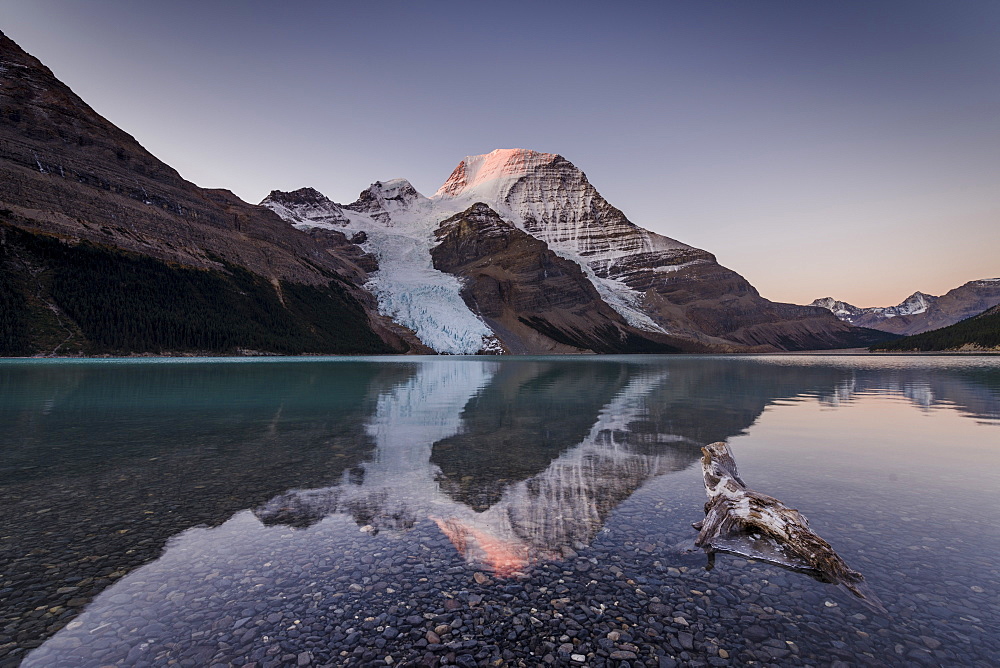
2, 348, 999, 361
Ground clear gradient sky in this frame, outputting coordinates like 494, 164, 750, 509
2, 0, 998, 307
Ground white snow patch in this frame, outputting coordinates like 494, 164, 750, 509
551, 245, 668, 333
652, 260, 703, 274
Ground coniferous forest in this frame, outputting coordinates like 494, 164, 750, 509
0, 222, 396, 356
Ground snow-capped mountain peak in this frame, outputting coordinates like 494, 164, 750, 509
263, 148, 879, 354
896, 291, 934, 316
264, 149, 732, 349
264, 186, 328, 206
433, 148, 558, 200
429, 148, 701, 332
260, 187, 348, 227
810, 297, 859, 319
343, 178, 428, 226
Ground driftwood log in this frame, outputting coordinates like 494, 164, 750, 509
694, 442, 884, 611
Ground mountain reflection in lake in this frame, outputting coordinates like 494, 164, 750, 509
3, 355, 999, 667
254, 362, 699, 576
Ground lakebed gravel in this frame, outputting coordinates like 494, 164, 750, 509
5, 356, 1000, 667
16, 486, 999, 668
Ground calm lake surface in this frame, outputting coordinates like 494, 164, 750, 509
2, 355, 999, 667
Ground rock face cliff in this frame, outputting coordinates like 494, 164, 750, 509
813, 279, 1000, 335
266, 149, 884, 353
430, 203, 689, 353
0, 30, 413, 355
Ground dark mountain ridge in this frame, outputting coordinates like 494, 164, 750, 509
0, 30, 418, 356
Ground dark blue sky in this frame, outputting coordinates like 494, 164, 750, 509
2, 0, 998, 305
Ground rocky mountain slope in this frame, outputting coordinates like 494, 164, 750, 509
813, 279, 1000, 335
0, 30, 416, 356
431, 203, 696, 354
265, 149, 885, 354
872, 304, 1000, 352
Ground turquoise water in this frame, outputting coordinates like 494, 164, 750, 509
2, 355, 999, 666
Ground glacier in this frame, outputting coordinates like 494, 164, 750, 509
265, 181, 496, 354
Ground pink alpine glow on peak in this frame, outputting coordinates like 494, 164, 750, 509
433, 148, 559, 199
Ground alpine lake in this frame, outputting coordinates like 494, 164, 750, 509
2, 355, 998, 668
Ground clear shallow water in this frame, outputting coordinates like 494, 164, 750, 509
1, 355, 998, 667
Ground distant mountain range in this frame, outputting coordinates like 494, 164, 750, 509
812, 279, 1000, 335
0, 30, 894, 356
872, 304, 1000, 352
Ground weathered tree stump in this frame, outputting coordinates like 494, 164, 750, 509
694, 441, 884, 611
